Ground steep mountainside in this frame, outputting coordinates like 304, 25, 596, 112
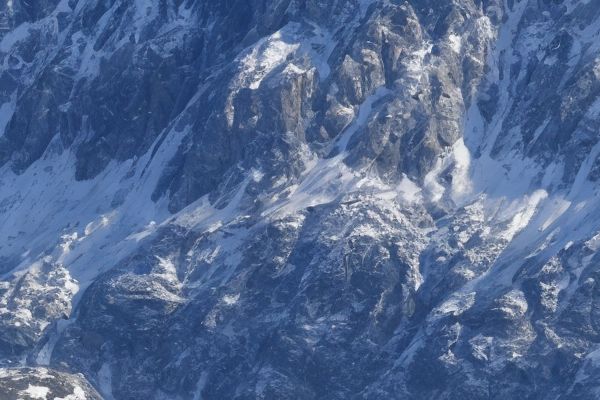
2, 0, 600, 399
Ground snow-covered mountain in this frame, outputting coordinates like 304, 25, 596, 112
1, 0, 600, 398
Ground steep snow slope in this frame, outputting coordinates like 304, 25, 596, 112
1, 0, 600, 399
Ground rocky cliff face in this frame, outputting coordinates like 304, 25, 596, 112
1, 0, 600, 399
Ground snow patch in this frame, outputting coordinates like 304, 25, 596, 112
448, 34, 462, 53
234, 22, 336, 91
431, 292, 476, 320
0, 21, 30, 52
54, 386, 87, 400
0, 96, 15, 137
333, 86, 391, 153
222, 293, 240, 306
22, 385, 49, 399
237, 27, 300, 90
424, 138, 472, 204
501, 190, 548, 241
98, 363, 114, 400
397, 175, 422, 203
